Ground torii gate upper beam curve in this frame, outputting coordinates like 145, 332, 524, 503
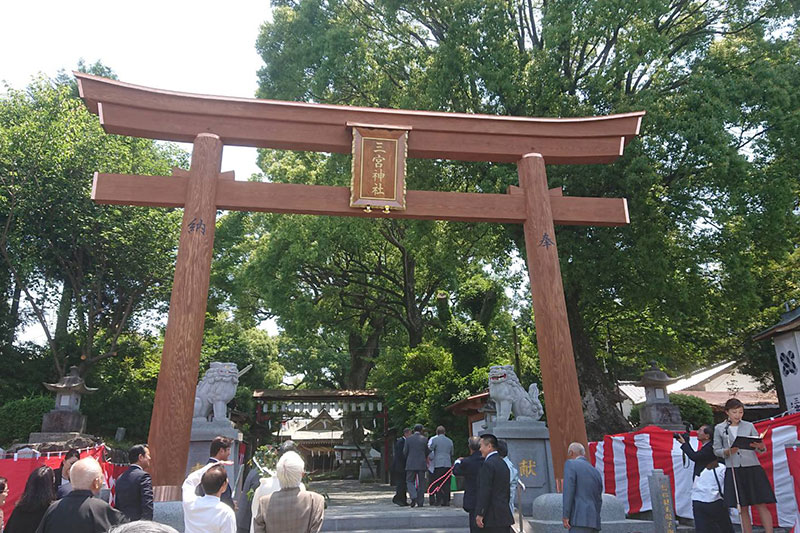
77, 73, 642, 164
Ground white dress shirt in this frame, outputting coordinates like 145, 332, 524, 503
691, 464, 726, 503
182, 463, 236, 533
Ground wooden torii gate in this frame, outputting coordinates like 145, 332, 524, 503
75, 72, 644, 485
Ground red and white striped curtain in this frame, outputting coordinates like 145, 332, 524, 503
589, 413, 800, 527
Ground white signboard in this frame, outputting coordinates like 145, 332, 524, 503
775, 331, 800, 412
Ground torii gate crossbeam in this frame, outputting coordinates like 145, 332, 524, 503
75, 72, 643, 486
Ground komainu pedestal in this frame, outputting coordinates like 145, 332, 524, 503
482, 365, 555, 516
490, 421, 555, 516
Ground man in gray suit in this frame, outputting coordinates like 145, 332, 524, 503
404, 424, 430, 507
429, 425, 454, 506
562, 442, 603, 532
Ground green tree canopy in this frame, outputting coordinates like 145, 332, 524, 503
247, 0, 799, 438
0, 71, 188, 379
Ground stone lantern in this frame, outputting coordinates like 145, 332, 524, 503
754, 305, 800, 412
634, 362, 684, 430
39, 366, 98, 435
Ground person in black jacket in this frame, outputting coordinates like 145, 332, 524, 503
115, 444, 154, 521
475, 434, 514, 533
5, 466, 55, 533
404, 425, 431, 508
36, 457, 126, 533
677, 425, 716, 479
392, 428, 411, 506
453, 436, 484, 533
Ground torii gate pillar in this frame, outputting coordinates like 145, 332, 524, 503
518, 154, 588, 465
148, 134, 223, 485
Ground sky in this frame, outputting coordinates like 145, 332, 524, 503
2, 0, 272, 179
3, 0, 276, 342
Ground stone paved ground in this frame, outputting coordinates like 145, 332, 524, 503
311, 479, 396, 506
307, 480, 793, 533
313, 480, 472, 532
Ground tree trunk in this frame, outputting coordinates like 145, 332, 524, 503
6, 281, 21, 345
384, 223, 425, 347
343, 317, 384, 445
565, 289, 631, 440
400, 255, 424, 348
346, 323, 383, 390
54, 281, 72, 352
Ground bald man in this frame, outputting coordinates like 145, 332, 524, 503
37, 457, 127, 533
562, 443, 603, 533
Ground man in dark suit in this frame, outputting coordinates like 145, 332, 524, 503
392, 428, 411, 506
37, 457, 126, 533
475, 433, 514, 532
197, 436, 236, 510
562, 442, 603, 533
404, 424, 430, 508
676, 424, 716, 479
115, 444, 154, 521
453, 436, 484, 532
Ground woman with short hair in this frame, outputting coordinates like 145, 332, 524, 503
713, 398, 776, 533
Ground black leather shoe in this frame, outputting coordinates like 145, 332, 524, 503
410, 501, 417, 508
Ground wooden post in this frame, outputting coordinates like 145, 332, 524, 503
148, 134, 223, 485
518, 153, 588, 480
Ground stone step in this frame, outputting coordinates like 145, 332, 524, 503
343, 530, 465, 533
320, 505, 468, 531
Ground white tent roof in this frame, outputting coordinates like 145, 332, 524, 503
619, 360, 738, 405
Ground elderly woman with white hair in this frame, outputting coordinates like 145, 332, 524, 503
253, 451, 325, 533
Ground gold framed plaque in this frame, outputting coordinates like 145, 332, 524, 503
350, 125, 408, 211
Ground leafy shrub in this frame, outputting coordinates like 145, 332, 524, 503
0, 395, 52, 447
669, 393, 713, 429
628, 403, 641, 426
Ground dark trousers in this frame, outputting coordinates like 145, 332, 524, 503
392, 470, 407, 504
406, 470, 427, 505
467, 509, 480, 533
692, 499, 734, 533
431, 466, 451, 505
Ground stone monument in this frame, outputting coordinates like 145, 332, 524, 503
635, 363, 684, 431
29, 366, 98, 444
481, 365, 555, 516
647, 469, 678, 533
530, 492, 655, 532
186, 362, 248, 488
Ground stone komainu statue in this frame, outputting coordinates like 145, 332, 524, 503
488, 365, 544, 422
193, 362, 239, 422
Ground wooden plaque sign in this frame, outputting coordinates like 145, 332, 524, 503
350, 126, 407, 211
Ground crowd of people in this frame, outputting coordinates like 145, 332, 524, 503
0, 436, 325, 533
0, 398, 780, 533
392, 425, 519, 532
